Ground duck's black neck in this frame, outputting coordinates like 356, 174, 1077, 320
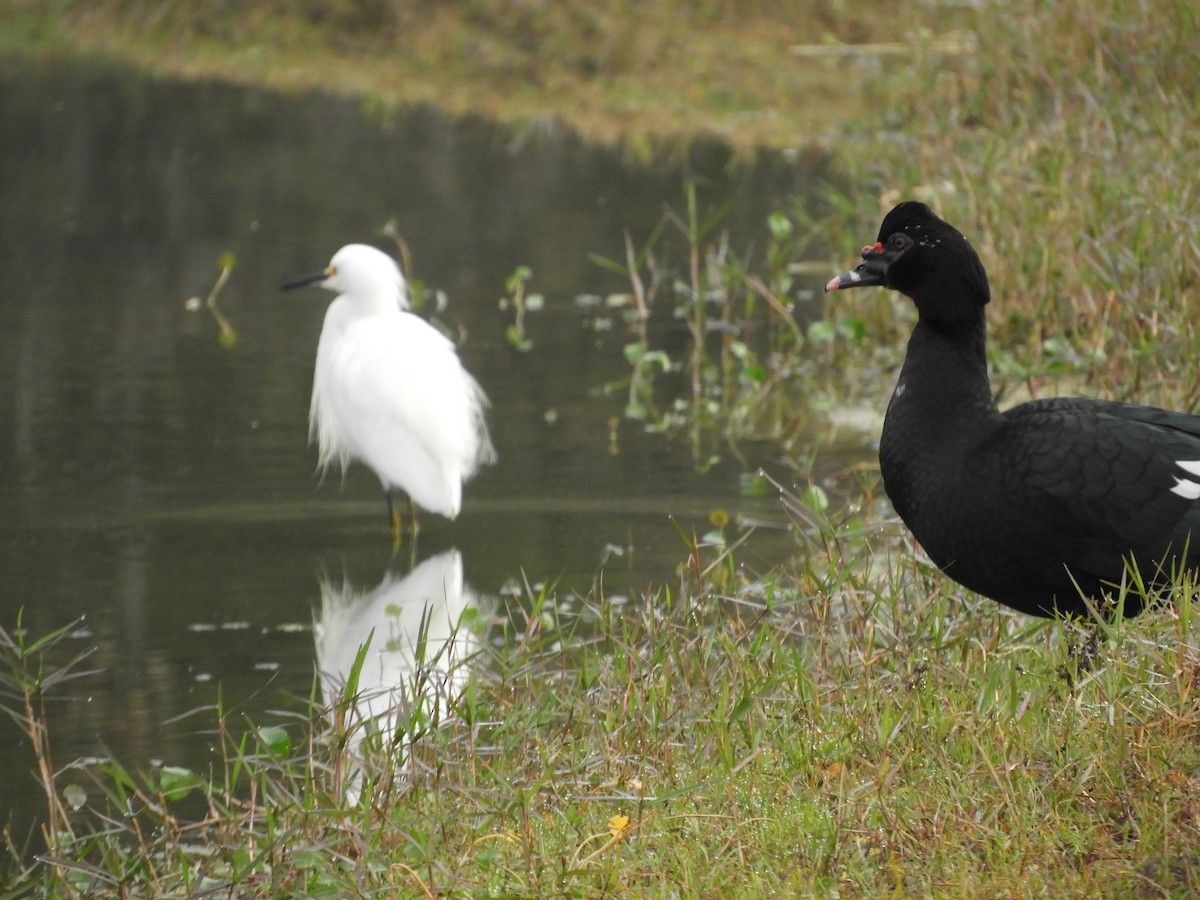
879, 314, 1000, 523
893, 315, 999, 425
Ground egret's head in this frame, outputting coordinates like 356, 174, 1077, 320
283, 243, 409, 311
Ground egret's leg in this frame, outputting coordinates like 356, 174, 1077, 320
385, 490, 402, 543
384, 491, 419, 552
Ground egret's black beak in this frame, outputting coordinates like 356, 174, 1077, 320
281, 266, 333, 291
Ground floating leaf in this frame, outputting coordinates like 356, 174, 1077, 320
739, 471, 769, 497
803, 485, 830, 512
807, 320, 837, 343
505, 265, 532, 292
767, 211, 793, 241
739, 363, 766, 386
642, 351, 672, 372
257, 726, 292, 758
506, 325, 534, 352
63, 783, 87, 811
836, 315, 867, 343
159, 766, 204, 801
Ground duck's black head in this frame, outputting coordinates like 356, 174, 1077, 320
826, 201, 990, 327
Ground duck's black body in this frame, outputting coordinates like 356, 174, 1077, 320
828, 202, 1200, 618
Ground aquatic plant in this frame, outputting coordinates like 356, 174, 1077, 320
184, 251, 239, 347
590, 181, 878, 478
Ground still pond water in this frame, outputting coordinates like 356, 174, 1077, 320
0, 58, 873, 832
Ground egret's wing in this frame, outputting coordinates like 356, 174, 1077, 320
325, 314, 492, 513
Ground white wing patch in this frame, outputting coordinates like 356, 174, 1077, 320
1170, 459, 1200, 499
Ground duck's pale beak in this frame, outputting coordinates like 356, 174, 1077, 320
825, 241, 891, 292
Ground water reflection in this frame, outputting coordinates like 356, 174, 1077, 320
314, 549, 485, 803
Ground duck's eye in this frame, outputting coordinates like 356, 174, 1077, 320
889, 233, 912, 251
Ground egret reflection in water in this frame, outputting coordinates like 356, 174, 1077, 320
313, 549, 487, 802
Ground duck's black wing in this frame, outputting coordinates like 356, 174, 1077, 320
989, 397, 1200, 615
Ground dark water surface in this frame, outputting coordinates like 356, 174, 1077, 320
0, 58, 855, 836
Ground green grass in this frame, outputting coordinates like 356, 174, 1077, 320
0, 0, 964, 154
5, 527, 1200, 896
822, 0, 1200, 401
3, 0, 1200, 895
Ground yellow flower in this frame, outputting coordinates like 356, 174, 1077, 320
607, 815, 632, 838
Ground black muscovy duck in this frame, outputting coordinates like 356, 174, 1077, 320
826, 201, 1200, 618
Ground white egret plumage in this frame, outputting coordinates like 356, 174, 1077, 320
283, 244, 496, 536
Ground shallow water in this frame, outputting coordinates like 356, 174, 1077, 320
0, 57, 868, 837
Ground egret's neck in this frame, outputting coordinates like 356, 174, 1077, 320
324, 293, 397, 338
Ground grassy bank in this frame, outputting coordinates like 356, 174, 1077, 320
6, 530, 1200, 896
0, 0, 945, 153
4, 0, 1200, 895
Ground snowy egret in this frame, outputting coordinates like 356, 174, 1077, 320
283, 244, 496, 537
